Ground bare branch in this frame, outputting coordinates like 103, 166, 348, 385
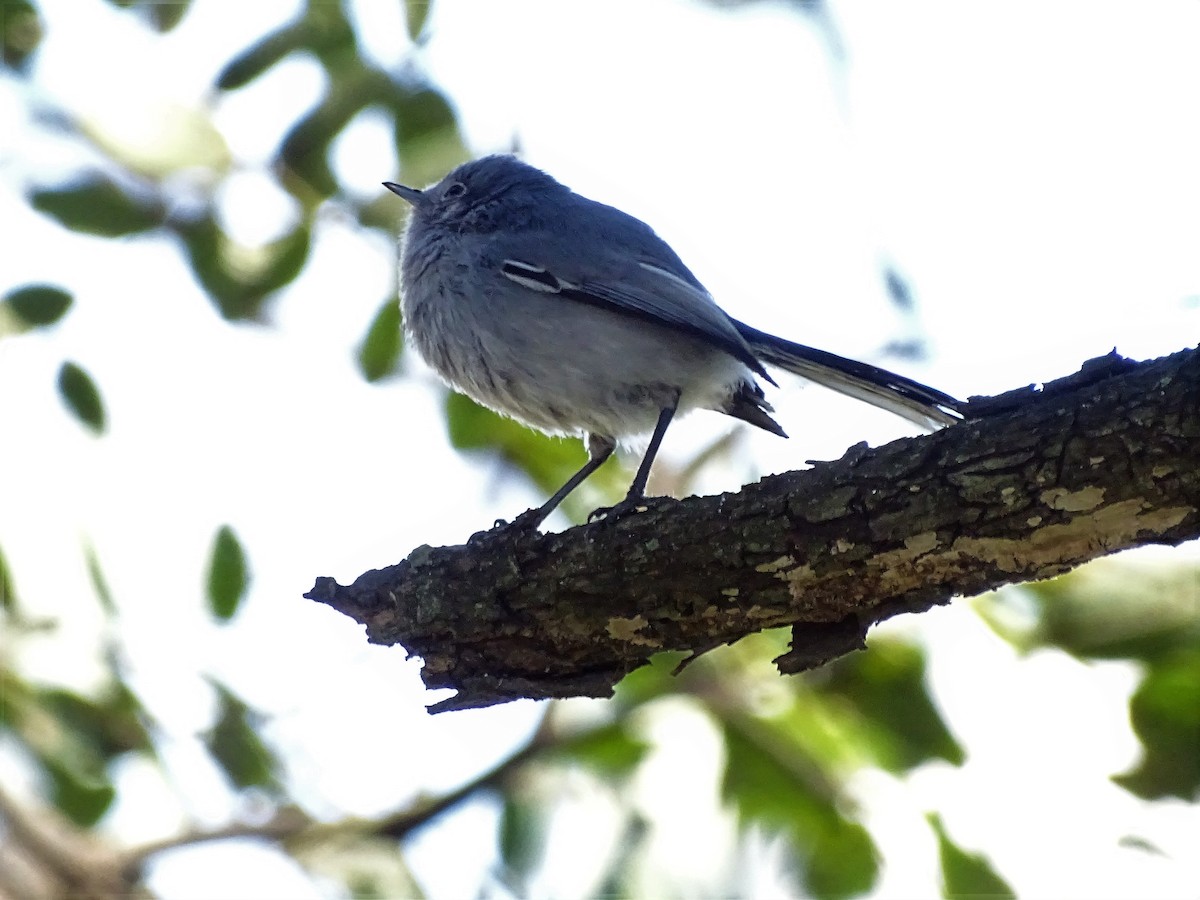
119, 710, 554, 876
306, 347, 1200, 712
0, 785, 144, 900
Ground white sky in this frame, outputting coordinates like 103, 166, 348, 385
1, 0, 1198, 897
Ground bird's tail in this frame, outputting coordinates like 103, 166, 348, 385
735, 322, 964, 430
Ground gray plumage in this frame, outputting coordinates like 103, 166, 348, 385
385, 155, 963, 527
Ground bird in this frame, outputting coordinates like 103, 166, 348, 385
384, 155, 964, 529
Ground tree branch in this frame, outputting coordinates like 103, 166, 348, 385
0, 785, 145, 900
306, 346, 1200, 712
119, 710, 554, 878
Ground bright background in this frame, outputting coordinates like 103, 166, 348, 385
1, 1, 1198, 897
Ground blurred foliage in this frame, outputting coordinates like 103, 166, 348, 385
445, 392, 590, 495
594, 814, 651, 898
32, 175, 165, 237
84, 540, 117, 617
1, 0, 459, 891
551, 720, 651, 779
819, 638, 965, 772
721, 716, 878, 898
0, 0, 42, 72
498, 721, 651, 892
294, 834, 426, 900
104, 0, 194, 32
611, 636, 966, 897
979, 559, 1200, 801
1113, 647, 1200, 801
498, 789, 547, 892
927, 813, 1015, 899
1011, 560, 1200, 662
405, 0, 432, 41
445, 391, 627, 523
57, 360, 106, 433
22, 0, 465, 323
215, 0, 464, 202
357, 295, 404, 382
174, 214, 312, 321
206, 525, 250, 621
0, 545, 16, 614
0, 670, 153, 826
203, 681, 282, 794
1, 0, 1196, 896
1, 283, 72, 328
1, 536, 154, 829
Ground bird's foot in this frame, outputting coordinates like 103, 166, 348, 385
494, 507, 549, 532
587, 495, 653, 525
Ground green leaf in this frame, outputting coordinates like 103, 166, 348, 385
393, 87, 456, 142
104, 0, 191, 31
57, 361, 106, 434
553, 722, 650, 779
498, 795, 546, 890
820, 639, 964, 772
927, 813, 1015, 899
278, 72, 383, 198
1038, 563, 1200, 661
148, 0, 191, 31
389, 85, 468, 188
3, 284, 72, 327
175, 215, 310, 320
445, 391, 580, 482
217, 22, 309, 90
3, 678, 150, 824
721, 718, 879, 898
444, 392, 625, 522
0, 668, 26, 726
356, 297, 403, 382
40, 685, 153, 761
206, 525, 249, 621
31, 176, 161, 237
301, 0, 358, 72
1118, 834, 1166, 856
18, 683, 152, 828
0, 545, 16, 615
1112, 648, 1200, 800
1, 0, 42, 73
40, 754, 116, 827
83, 541, 116, 617
806, 819, 878, 900
611, 651, 690, 709
405, 0, 433, 40
176, 214, 232, 304
204, 682, 281, 792
254, 224, 312, 295
594, 815, 648, 898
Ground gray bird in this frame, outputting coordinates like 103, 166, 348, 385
385, 155, 963, 528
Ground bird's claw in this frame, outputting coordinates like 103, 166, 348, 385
587, 496, 650, 525
495, 508, 547, 532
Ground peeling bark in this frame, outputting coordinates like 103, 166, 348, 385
306, 347, 1200, 712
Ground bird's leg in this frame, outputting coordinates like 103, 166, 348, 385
502, 433, 616, 530
588, 391, 680, 524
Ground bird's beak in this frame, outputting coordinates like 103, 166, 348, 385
383, 182, 425, 207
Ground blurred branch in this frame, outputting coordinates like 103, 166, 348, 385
0, 785, 143, 900
0, 715, 555, 895
307, 346, 1200, 712
373, 726, 545, 841
116, 808, 312, 875
118, 711, 553, 879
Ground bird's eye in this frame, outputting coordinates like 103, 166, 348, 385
444, 181, 467, 199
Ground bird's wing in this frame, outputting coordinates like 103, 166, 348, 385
492, 232, 772, 381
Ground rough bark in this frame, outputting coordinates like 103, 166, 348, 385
306, 346, 1200, 712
